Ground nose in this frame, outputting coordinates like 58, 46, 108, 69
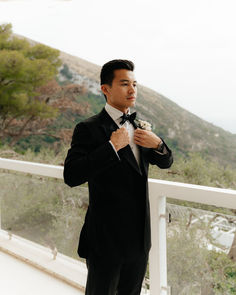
128, 84, 136, 94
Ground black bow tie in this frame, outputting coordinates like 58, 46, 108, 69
120, 112, 137, 129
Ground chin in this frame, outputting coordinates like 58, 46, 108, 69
129, 101, 136, 107
127, 99, 136, 105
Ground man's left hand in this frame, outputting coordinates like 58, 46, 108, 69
134, 128, 162, 148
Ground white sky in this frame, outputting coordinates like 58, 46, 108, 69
0, 0, 235, 133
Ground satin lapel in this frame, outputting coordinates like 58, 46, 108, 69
118, 145, 142, 175
98, 108, 142, 175
138, 145, 148, 177
99, 108, 119, 139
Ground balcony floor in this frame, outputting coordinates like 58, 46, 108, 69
0, 230, 149, 295
0, 250, 84, 295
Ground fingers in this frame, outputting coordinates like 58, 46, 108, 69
134, 130, 145, 144
134, 128, 147, 133
134, 129, 147, 141
134, 137, 143, 145
115, 127, 128, 133
111, 127, 130, 142
134, 129, 160, 148
134, 128, 149, 139
134, 133, 143, 139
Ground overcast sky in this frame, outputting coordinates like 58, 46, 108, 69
0, 0, 235, 133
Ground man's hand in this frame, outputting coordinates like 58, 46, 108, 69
134, 128, 162, 148
110, 127, 130, 151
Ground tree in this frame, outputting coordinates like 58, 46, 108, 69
0, 23, 61, 144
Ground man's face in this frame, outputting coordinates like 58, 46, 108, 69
101, 69, 137, 113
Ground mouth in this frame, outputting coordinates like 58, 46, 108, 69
127, 97, 136, 100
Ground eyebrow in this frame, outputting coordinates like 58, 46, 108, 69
119, 79, 137, 83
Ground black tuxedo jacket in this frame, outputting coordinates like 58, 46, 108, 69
64, 107, 173, 261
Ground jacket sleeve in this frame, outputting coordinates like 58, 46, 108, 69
63, 122, 120, 187
147, 138, 173, 169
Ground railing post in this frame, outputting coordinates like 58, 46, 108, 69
0, 196, 1, 229
149, 181, 168, 295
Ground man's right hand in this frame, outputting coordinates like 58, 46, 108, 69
110, 127, 130, 151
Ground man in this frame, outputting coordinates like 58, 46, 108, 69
64, 59, 173, 295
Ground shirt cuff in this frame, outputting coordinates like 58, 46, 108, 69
153, 140, 168, 155
153, 145, 168, 155
109, 140, 121, 160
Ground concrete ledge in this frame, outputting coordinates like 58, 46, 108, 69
0, 229, 86, 292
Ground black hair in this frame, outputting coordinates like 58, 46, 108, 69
100, 59, 134, 100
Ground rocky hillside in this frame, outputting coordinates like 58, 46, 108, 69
58, 51, 236, 169
8, 35, 236, 169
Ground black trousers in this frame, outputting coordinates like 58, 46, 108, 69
85, 252, 148, 295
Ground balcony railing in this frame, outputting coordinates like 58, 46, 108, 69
0, 157, 236, 295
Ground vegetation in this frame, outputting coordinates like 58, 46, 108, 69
1, 23, 236, 294
0, 23, 61, 145
0, 169, 87, 259
167, 216, 236, 294
149, 152, 236, 190
0, 23, 92, 150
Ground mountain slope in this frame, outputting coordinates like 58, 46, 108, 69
59, 51, 236, 169
8, 35, 236, 169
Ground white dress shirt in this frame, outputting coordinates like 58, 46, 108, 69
105, 103, 140, 166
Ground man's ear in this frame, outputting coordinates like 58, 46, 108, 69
101, 84, 110, 96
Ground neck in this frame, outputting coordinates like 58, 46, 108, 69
107, 102, 129, 114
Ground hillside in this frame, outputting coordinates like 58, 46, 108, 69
58, 51, 236, 168
5, 35, 236, 169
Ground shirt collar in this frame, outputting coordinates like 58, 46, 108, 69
105, 103, 130, 122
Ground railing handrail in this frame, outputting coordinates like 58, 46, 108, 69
148, 179, 236, 210
0, 157, 63, 179
1, 157, 236, 210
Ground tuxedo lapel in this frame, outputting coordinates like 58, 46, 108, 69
98, 108, 142, 176
138, 146, 148, 177
99, 108, 119, 139
118, 145, 142, 175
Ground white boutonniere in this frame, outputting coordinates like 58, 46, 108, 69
135, 119, 152, 131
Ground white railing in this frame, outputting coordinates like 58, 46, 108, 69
148, 179, 236, 295
1, 157, 236, 295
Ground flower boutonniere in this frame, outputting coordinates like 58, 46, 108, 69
135, 119, 152, 131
